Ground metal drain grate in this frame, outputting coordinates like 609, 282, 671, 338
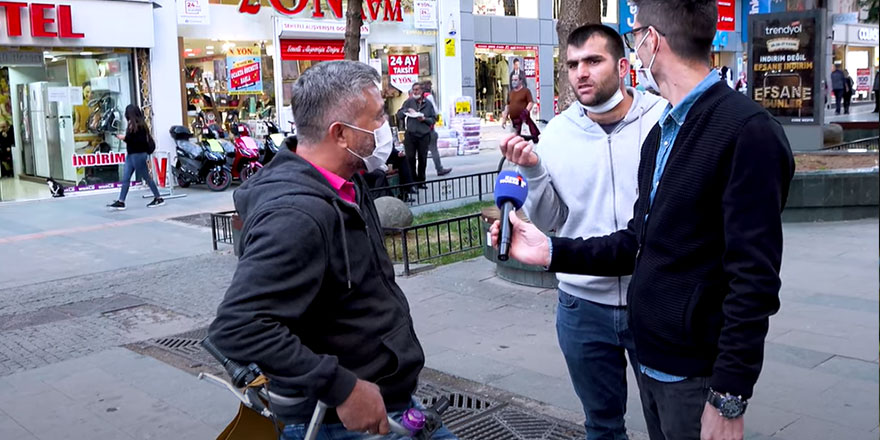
151, 337, 203, 357
455, 406, 585, 440
415, 382, 496, 429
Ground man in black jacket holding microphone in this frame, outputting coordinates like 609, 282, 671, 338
491, 0, 794, 438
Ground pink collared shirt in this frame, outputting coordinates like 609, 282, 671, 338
308, 161, 357, 204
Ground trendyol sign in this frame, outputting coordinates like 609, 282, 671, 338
239, 0, 403, 22
0, 2, 84, 39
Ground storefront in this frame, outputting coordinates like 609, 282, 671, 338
0, 0, 155, 202
832, 24, 879, 102
474, 44, 539, 120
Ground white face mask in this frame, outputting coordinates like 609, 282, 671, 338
581, 88, 624, 114
342, 120, 393, 172
634, 29, 660, 93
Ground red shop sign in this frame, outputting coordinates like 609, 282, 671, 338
239, 0, 402, 22
0, 2, 85, 39
717, 0, 735, 32
280, 39, 344, 61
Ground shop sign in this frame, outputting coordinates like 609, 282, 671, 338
618, 0, 637, 33
0, 50, 42, 65
72, 152, 126, 168
0, 2, 84, 39
178, 0, 210, 25
717, 0, 735, 32
227, 47, 262, 95
414, 0, 437, 30
388, 54, 418, 92
240, 0, 403, 23
712, 30, 729, 48
856, 68, 871, 92
523, 57, 536, 78
476, 44, 537, 51
278, 19, 370, 35
749, 11, 822, 124
279, 39, 344, 61
856, 27, 879, 43
832, 12, 859, 25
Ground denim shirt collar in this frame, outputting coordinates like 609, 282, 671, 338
660, 69, 721, 127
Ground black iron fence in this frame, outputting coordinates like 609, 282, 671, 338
384, 213, 485, 276
210, 211, 237, 250
823, 137, 879, 151
369, 171, 499, 207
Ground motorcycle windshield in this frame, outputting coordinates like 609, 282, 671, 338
269, 133, 286, 147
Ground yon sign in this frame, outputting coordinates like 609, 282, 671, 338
388, 54, 419, 93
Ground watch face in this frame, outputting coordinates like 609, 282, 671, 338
720, 397, 745, 418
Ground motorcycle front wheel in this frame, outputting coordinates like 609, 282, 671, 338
240, 163, 260, 182
206, 168, 232, 191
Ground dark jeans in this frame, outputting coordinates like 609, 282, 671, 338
404, 132, 430, 183
843, 92, 852, 114
873, 91, 879, 113
556, 289, 638, 440
512, 113, 541, 142
638, 375, 709, 440
833, 89, 844, 114
387, 151, 414, 186
118, 152, 160, 201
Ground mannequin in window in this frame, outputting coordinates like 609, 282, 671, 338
497, 58, 510, 112
510, 58, 528, 90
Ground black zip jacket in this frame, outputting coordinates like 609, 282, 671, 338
548, 82, 794, 399
208, 147, 424, 424
396, 98, 436, 137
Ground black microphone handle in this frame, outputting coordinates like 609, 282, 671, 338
498, 201, 515, 261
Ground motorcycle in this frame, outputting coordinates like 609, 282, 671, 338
169, 125, 232, 192
229, 123, 263, 182
260, 120, 297, 165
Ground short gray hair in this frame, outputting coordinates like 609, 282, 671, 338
292, 61, 380, 145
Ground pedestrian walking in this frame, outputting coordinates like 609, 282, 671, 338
107, 105, 163, 210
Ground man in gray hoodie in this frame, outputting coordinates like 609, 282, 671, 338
501, 24, 665, 439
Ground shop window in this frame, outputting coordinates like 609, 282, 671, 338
182, 39, 276, 135
3, 49, 137, 198
474, 44, 539, 120
474, 0, 538, 18
368, 44, 438, 127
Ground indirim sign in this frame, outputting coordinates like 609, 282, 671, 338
238, 0, 403, 22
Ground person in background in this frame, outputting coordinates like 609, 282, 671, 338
501, 75, 541, 143
422, 81, 452, 177
830, 63, 845, 115
396, 82, 436, 186
107, 105, 163, 210
873, 70, 879, 113
842, 69, 854, 115
502, 24, 666, 439
735, 71, 747, 95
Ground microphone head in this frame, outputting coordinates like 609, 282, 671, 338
494, 171, 528, 209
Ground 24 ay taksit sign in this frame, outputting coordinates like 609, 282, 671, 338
388, 54, 419, 93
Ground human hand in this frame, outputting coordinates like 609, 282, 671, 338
700, 402, 744, 440
336, 379, 389, 435
398, 150, 406, 158
499, 134, 538, 167
489, 210, 551, 267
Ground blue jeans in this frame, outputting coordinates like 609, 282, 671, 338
281, 399, 458, 440
556, 289, 639, 440
118, 152, 160, 201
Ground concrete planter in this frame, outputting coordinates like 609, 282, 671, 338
784, 168, 879, 222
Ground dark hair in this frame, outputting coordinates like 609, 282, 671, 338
634, 0, 716, 63
124, 104, 147, 134
81, 80, 90, 88
566, 24, 625, 60
513, 58, 520, 64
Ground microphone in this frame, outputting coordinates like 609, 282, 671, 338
494, 171, 528, 261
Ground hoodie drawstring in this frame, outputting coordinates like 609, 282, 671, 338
332, 201, 353, 289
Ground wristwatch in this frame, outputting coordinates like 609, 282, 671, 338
707, 388, 748, 419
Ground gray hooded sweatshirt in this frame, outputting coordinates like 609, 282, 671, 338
519, 88, 666, 306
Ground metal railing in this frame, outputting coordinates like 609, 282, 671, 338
369, 158, 507, 207
384, 213, 485, 276
823, 136, 879, 151
211, 210, 237, 250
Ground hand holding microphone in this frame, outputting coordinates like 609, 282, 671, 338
499, 134, 539, 167
491, 171, 551, 266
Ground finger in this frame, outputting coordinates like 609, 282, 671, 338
500, 133, 518, 150
509, 210, 523, 227
377, 416, 390, 435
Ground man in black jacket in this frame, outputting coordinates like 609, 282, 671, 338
396, 83, 436, 184
208, 61, 456, 440
491, 1, 794, 439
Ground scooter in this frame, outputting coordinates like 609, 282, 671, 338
230, 123, 262, 182
200, 124, 237, 174
260, 120, 297, 166
169, 125, 232, 192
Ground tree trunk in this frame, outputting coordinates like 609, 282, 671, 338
555, 0, 602, 112
343, 0, 364, 60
